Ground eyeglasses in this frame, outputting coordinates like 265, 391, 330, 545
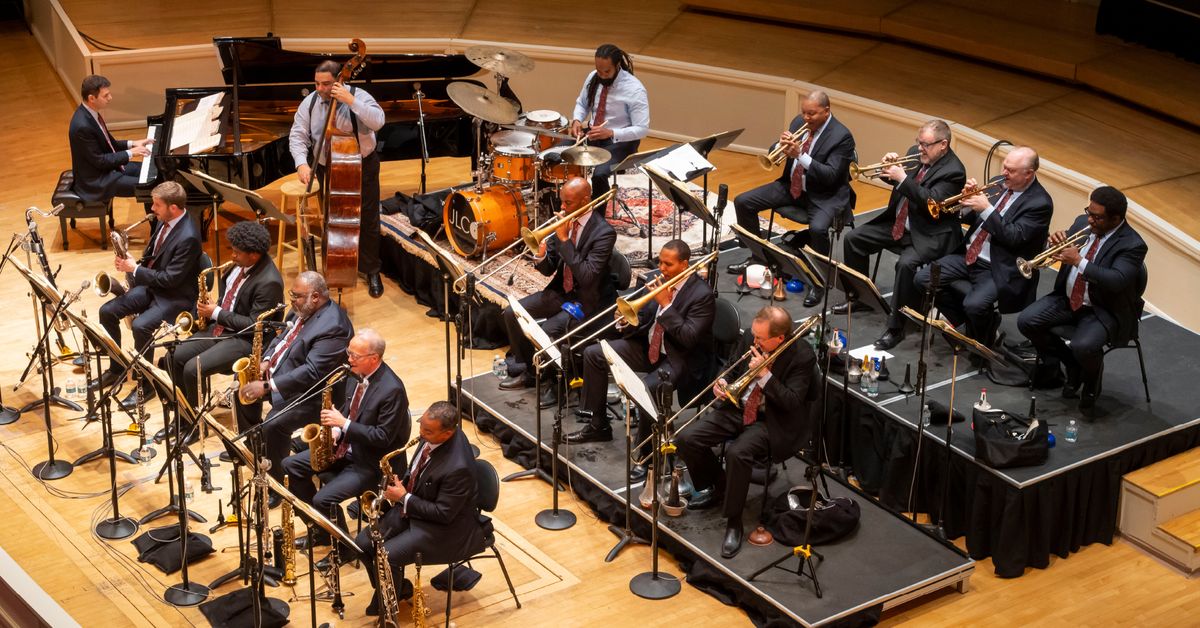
1084, 206, 1109, 220
347, 349, 378, 361
916, 138, 946, 149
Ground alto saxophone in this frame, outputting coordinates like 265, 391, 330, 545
195, 261, 235, 331
301, 368, 349, 472
359, 436, 422, 521
232, 303, 285, 405
280, 475, 297, 586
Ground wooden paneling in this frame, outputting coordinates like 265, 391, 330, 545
460, 0, 681, 51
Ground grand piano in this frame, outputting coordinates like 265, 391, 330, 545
137, 36, 491, 208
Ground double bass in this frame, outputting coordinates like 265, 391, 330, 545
303, 38, 367, 289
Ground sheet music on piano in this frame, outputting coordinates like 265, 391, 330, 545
169, 92, 225, 153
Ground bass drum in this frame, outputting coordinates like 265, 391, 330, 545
443, 185, 528, 258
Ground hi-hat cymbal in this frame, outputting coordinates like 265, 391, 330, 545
562, 145, 613, 167
465, 45, 535, 76
446, 82, 519, 125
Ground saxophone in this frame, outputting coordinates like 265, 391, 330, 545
195, 261, 235, 331
369, 502, 402, 628
280, 475, 297, 586
411, 552, 431, 628
359, 436, 422, 520
232, 303, 285, 405
301, 368, 349, 472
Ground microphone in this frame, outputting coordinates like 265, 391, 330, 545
67, 279, 92, 302
715, 184, 729, 212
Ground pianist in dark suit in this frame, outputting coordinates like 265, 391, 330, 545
90, 181, 202, 410
289, 59, 387, 298
68, 75, 154, 204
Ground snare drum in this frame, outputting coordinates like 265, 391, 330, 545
443, 185, 529, 258
538, 146, 586, 184
521, 109, 569, 152
491, 146, 536, 184
489, 130, 536, 151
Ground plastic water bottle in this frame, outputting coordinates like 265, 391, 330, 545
64, 378, 77, 400
497, 357, 508, 380
183, 477, 194, 501
492, 354, 503, 378
867, 358, 880, 398
1065, 420, 1079, 443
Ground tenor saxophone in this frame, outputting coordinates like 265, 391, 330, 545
195, 261, 235, 331
280, 475, 297, 586
301, 368, 349, 472
232, 303, 285, 405
411, 552, 431, 628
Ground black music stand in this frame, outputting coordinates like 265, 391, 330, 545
730, 224, 824, 293
503, 296, 564, 490
609, 142, 688, 266
901, 306, 1000, 538
688, 128, 744, 248
414, 230, 467, 401
179, 169, 287, 266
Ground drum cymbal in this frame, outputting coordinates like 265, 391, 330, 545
562, 145, 612, 167
465, 45, 535, 76
447, 82, 519, 125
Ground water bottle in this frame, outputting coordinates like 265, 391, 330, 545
867, 358, 880, 398
492, 354, 503, 378
64, 378, 77, 400
183, 477, 195, 501
1065, 420, 1079, 443
497, 356, 508, 380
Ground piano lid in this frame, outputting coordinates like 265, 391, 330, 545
214, 36, 484, 86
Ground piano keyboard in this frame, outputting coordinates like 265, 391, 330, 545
139, 124, 161, 185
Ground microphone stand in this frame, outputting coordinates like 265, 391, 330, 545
606, 393, 649, 562
17, 279, 84, 415
73, 326, 137, 467
818, 221, 847, 490
502, 350, 560, 488
91, 319, 140, 540
0, 236, 29, 424
905, 263, 940, 523
140, 331, 207, 525
629, 374, 680, 599
453, 274, 474, 418
414, 82, 430, 195
27, 284, 88, 480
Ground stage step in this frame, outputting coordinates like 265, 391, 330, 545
1119, 448, 1200, 574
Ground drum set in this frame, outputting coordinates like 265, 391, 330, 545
442, 46, 613, 259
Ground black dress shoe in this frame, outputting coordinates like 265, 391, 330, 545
832, 301, 874, 315
367, 272, 384, 298
565, 424, 612, 443
725, 260, 752, 275
687, 486, 721, 510
629, 463, 647, 484
538, 384, 559, 409
314, 546, 356, 571
268, 492, 282, 509
181, 429, 200, 447
803, 286, 825, 308
721, 523, 744, 559
874, 328, 906, 351
574, 409, 594, 422
294, 532, 331, 551
120, 385, 155, 410
153, 427, 169, 444
88, 369, 122, 392
219, 451, 233, 463
498, 374, 534, 391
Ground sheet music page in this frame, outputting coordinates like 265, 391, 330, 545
602, 340, 657, 417
646, 143, 715, 181
510, 297, 562, 368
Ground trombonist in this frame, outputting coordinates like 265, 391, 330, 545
162, 220, 283, 443
914, 146, 1053, 349
676, 306, 819, 559
839, 119, 966, 350
499, 177, 617, 408
284, 328, 410, 552
91, 181, 202, 410
569, 240, 715, 451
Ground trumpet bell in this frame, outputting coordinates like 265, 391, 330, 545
1016, 257, 1034, 279
757, 154, 777, 170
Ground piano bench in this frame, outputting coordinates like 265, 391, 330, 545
52, 170, 114, 251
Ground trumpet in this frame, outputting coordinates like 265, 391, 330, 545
451, 188, 616, 295
759, 125, 810, 170
927, 177, 1005, 219
849, 154, 920, 179
1016, 229, 1090, 279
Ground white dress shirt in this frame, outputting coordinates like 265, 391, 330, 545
572, 69, 650, 144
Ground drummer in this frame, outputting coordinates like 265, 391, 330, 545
569, 43, 650, 201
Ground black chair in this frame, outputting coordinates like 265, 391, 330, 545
1048, 263, 1150, 402
609, 249, 632, 292
51, 170, 115, 251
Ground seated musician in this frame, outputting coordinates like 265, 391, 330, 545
568, 240, 715, 455
1017, 186, 1148, 412
355, 401, 478, 617
90, 181, 201, 410
499, 177, 617, 407
284, 328, 410, 552
727, 90, 855, 307
676, 306, 818, 559
237, 271, 354, 504
914, 146, 1053, 348
568, 44, 649, 200
161, 220, 283, 444
68, 75, 154, 205
838, 119, 966, 350
289, 59, 387, 298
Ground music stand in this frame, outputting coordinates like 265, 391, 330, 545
179, 169, 288, 267
609, 142, 688, 266
901, 306, 1000, 538
413, 230, 470, 415
688, 128, 743, 248
730, 224, 824, 291
504, 296, 563, 490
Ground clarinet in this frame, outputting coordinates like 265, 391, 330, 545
25, 208, 73, 357
327, 506, 345, 619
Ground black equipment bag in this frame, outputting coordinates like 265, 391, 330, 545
972, 407, 1049, 469
766, 486, 860, 546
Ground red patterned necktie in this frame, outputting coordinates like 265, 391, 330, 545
145, 223, 170, 268
788, 135, 814, 198
648, 322, 665, 363
1069, 237, 1099, 311
892, 165, 929, 240
406, 444, 432, 493
593, 84, 610, 128
964, 190, 1012, 265
97, 113, 124, 172
265, 317, 305, 378
562, 222, 582, 293
334, 381, 366, 459
743, 384, 763, 426
209, 269, 249, 336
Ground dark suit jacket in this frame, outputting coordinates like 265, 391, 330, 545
387, 428, 478, 552
773, 114, 856, 222
266, 299, 354, 409
867, 147, 967, 260
341, 362, 411, 472
1053, 215, 1148, 345
719, 329, 820, 457
211, 257, 285, 337
959, 178, 1054, 312
132, 212, 202, 304
628, 272, 716, 378
68, 104, 132, 203
534, 209, 617, 316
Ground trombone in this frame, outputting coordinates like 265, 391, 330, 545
849, 155, 920, 179
451, 188, 616, 295
927, 176, 1006, 219
1016, 229, 1090, 279
758, 125, 810, 170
